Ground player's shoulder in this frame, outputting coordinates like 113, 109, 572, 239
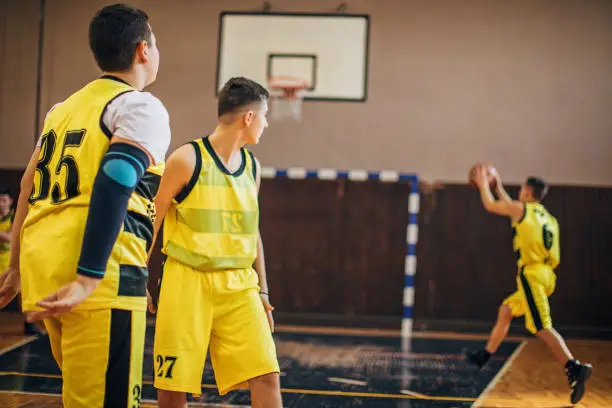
175, 141, 199, 158
111, 91, 169, 117
168, 141, 199, 168
252, 153, 261, 175
42, 101, 64, 122
104, 91, 171, 165
48, 102, 63, 114
243, 147, 260, 166
127, 91, 167, 109
243, 149, 261, 185
37, 101, 65, 146
533, 202, 552, 215
546, 207, 559, 224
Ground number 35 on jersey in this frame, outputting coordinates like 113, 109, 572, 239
30, 129, 87, 204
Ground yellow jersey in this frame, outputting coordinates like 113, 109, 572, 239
0, 209, 13, 270
0, 209, 13, 253
512, 202, 560, 269
20, 76, 165, 312
162, 137, 259, 272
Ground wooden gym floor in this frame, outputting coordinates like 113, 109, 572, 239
0, 311, 610, 407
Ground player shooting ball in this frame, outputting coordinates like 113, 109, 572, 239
466, 163, 592, 405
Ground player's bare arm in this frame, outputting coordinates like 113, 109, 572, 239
475, 165, 524, 222
0, 148, 38, 308
144, 143, 195, 313
252, 157, 275, 332
493, 171, 513, 203
148, 143, 197, 262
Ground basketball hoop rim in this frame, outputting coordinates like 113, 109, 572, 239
267, 76, 309, 93
267, 76, 305, 120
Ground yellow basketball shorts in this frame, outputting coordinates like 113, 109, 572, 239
153, 257, 279, 396
503, 264, 556, 334
43, 309, 146, 408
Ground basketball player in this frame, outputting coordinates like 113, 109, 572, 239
0, 187, 14, 282
149, 77, 282, 408
0, 187, 42, 336
465, 165, 592, 404
0, 4, 170, 407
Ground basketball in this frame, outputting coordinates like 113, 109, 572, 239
469, 163, 498, 189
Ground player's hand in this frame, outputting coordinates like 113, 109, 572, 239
0, 266, 20, 309
147, 288, 156, 314
26, 275, 101, 321
474, 165, 487, 188
491, 167, 502, 188
260, 293, 275, 333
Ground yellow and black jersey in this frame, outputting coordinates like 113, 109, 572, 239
512, 202, 560, 269
20, 76, 166, 312
162, 137, 259, 272
0, 209, 13, 253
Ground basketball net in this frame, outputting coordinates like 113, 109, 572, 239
267, 76, 307, 121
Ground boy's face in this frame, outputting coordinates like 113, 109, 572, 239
0, 194, 12, 214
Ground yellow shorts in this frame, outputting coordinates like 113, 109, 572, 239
153, 258, 279, 396
43, 309, 146, 408
503, 264, 556, 334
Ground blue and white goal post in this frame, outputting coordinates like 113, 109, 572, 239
261, 167, 420, 340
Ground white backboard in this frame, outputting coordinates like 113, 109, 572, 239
216, 12, 370, 101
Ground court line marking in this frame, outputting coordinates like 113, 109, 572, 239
0, 371, 476, 402
362, 351, 511, 361
400, 389, 429, 398
328, 377, 368, 386
472, 340, 528, 407
145, 399, 248, 408
279, 388, 474, 401
0, 389, 57, 396
147, 318, 528, 341
0, 328, 523, 363
0, 335, 37, 357
274, 324, 527, 341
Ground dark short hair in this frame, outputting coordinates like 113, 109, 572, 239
89, 4, 152, 72
526, 176, 548, 201
0, 186, 8, 196
218, 77, 269, 118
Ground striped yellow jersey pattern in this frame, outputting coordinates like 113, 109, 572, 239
163, 137, 259, 272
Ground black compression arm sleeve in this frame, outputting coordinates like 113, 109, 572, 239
76, 143, 150, 278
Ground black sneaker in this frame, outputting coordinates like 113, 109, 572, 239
465, 349, 491, 369
565, 360, 593, 404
